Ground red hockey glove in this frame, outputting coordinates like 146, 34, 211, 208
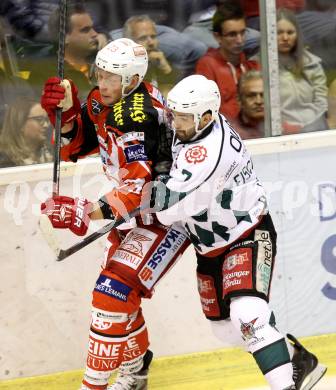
41, 196, 92, 236
41, 77, 81, 127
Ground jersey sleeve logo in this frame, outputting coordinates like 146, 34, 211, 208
91, 98, 104, 115
185, 145, 208, 164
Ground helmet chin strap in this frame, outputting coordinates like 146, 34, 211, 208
121, 75, 141, 98
189, 116, 215, 142
121, 83, 138, 98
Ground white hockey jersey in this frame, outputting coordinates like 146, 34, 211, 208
155, 114, 268, 256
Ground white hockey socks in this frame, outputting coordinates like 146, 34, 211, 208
229, 296, 295, 390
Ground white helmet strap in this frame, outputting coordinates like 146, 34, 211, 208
121, 74, 140, 98
190, 111, 215, 141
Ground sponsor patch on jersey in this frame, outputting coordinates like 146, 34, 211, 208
124, 144, 147, 163
185, 145, 207, 164
91, 98, 104, 115
116, 132, 145, 147
94, 310, 128, 323
197, 274, 220, 317
130, 93, 147, 123
223, 250, 249, 271
112, 229, 158, 270
255, 229, 273, 295
138, 227, 187, 289
222, 247, 253, 297
224, 161, 239, 181
94, 275, 131, 302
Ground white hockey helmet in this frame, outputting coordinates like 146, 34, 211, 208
95, 38, 148, 96
167, 75, 221, 137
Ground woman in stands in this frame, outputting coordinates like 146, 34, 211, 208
0, 96, 52, 167
277, 8, 328, 133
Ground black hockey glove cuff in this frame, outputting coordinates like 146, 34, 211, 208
98, 196, 115, 220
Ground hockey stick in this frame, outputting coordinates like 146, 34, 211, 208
39, 206, 144, 261
3, 34, 20, 77
53, 0, 67, 196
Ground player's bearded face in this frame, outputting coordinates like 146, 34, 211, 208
95, 69, 123, 105
171, 111, 196, 141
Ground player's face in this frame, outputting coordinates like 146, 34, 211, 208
23, 103, 49, 145
216, 19, 246, 56
96, 69, 123, 105
240, 78, 264, 120
277, 19, 297, 54
130, 21, 158, 53
66, 13, 99, 57
172, 112, 196, 142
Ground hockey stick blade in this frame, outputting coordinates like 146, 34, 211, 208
38, 214, 61, 258
56, 219, 118, 261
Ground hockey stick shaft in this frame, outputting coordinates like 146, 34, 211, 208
40, 181, 170, 261
3, 34, 20, 77
56, 206, 144, 261
53, 0, 67, 196
54, 181, 173, 260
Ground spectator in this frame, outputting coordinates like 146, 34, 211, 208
277, 8, 328, 133
234, 69, 264, 139
0, 18, 35, 128
327, 77, 336, 129
0, 69, 34, 129
0, 96, 52, 167
296, 1, 336, 84
110, 24, 207, 78
0, 0, 58, 41
276, 0, 306, 10
195, 2, 260, 121
123, 15, 178, 97
183, 0, 260, 56
0, 0, 109, 43
239, 0, 336, 84
28, 2, 101, 100
240, 0, 306, 30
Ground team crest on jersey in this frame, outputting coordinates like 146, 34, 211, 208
185, 146, 207, 164
240, 317, 259, 340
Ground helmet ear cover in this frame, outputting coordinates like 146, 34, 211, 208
167, 75, 221, 138
95, 38, 148, 97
